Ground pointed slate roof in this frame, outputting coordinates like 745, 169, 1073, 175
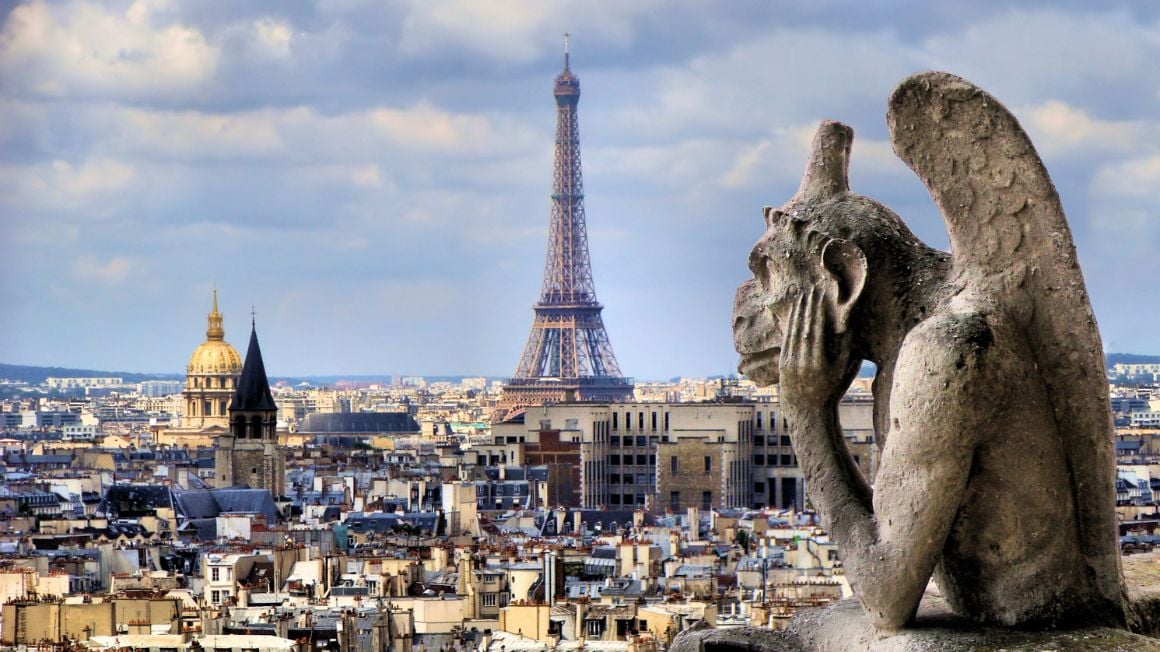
231, 322, 276, 412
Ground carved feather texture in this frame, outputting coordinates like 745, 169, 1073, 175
887, 71, 1122, 614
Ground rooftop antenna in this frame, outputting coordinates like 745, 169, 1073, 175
251, 305, 256, 328
563, 32, 570, 70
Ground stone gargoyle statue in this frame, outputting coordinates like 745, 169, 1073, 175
733, 71, 1127, 630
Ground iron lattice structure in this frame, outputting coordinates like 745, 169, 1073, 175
498, 41, 633, 419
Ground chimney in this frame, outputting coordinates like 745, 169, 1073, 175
544, 551, 558, 607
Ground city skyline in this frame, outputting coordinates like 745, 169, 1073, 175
3, 1, 1160, 378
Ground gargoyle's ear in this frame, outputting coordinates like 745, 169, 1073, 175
820, 238, 866, 334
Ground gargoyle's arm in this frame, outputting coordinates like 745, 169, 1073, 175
785, 314, 984, 629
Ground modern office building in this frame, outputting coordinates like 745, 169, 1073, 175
491, 399, 877, 511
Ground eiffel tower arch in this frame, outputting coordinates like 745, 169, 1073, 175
496, 36, 633, 422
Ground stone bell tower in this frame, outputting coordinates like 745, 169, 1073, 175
215, 319, 285, 497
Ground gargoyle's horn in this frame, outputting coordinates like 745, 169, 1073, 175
796, 120, 853, 201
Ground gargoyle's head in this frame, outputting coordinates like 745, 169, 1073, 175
734, 121, 908, 386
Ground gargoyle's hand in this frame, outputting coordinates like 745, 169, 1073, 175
779, 284, 853, 408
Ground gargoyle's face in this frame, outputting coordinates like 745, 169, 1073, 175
732, 209, 810, 386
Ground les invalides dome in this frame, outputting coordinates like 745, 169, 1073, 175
182, 289, 242, 429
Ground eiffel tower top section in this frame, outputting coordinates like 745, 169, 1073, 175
540, 32, 597, 307
553, 33, 580, 105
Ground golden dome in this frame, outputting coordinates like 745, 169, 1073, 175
187, 289, 242, 376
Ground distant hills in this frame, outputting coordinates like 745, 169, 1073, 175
1106, 353, 1160, 366
0, 363, 182, 385
0, 363, 496, 387
2, 355, 1157, 387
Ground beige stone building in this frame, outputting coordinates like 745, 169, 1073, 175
752, 399, 877, 510
498, 603, 553, 640
1, 596, 182, 645
504, 400, 876, 511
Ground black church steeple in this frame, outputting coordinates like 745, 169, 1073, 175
228, 320, 276, 440
231, 321, 276, 412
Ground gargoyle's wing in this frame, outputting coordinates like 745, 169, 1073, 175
887, 71, 1123, 615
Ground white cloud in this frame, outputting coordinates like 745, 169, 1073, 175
368, 103, 500, 153
717, 125, 815, 190
70, 255, 138, 286
291, 163, 391, 191
397, 0, 653, 62
64, 102, 539, 164
253, 17, 294, 59
1092, 155, 1160, 199
0, 0, 219, 101
112, 106, 287, 160
399, 1, 554, 62
1086, 154, 1160, 259
351, 163, 385, 189
1019, 101, 1144, 156
587, 139, 738, 194
0, 157, 137, 211
719, 140, 773, 190
922, 8, 1160, 109
125, 0, 175, 26
612, 28, 926, 143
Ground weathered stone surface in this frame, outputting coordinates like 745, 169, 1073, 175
671, 585, 1160, 652
732, 71, 1127, 632
1125, 552, 1160, 635
784, 592, 1158, 651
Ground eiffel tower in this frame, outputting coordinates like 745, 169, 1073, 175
497, 36, 633, 421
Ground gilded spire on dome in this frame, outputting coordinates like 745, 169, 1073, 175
207, 287, 225, 341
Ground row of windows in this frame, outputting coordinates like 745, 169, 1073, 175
753, 453, 797, 466
754, 435, 793, 447
609, 454, 655, 466
611, 411, 670, 431
608, 473, 653, 485
190, 376, 233, 389
609, 435, 661, 448
233, 416, 270, 439
608, 494, 648, 506
190, 399, 229, 417
755, 412, 786, 430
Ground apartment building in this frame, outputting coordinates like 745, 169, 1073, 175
502, 400, 877, 511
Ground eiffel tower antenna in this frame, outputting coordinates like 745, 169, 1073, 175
497, 38, 633, 421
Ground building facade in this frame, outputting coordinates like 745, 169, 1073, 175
500, 400, 877, 511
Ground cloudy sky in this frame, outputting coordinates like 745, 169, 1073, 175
2, 1, 1160, 379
